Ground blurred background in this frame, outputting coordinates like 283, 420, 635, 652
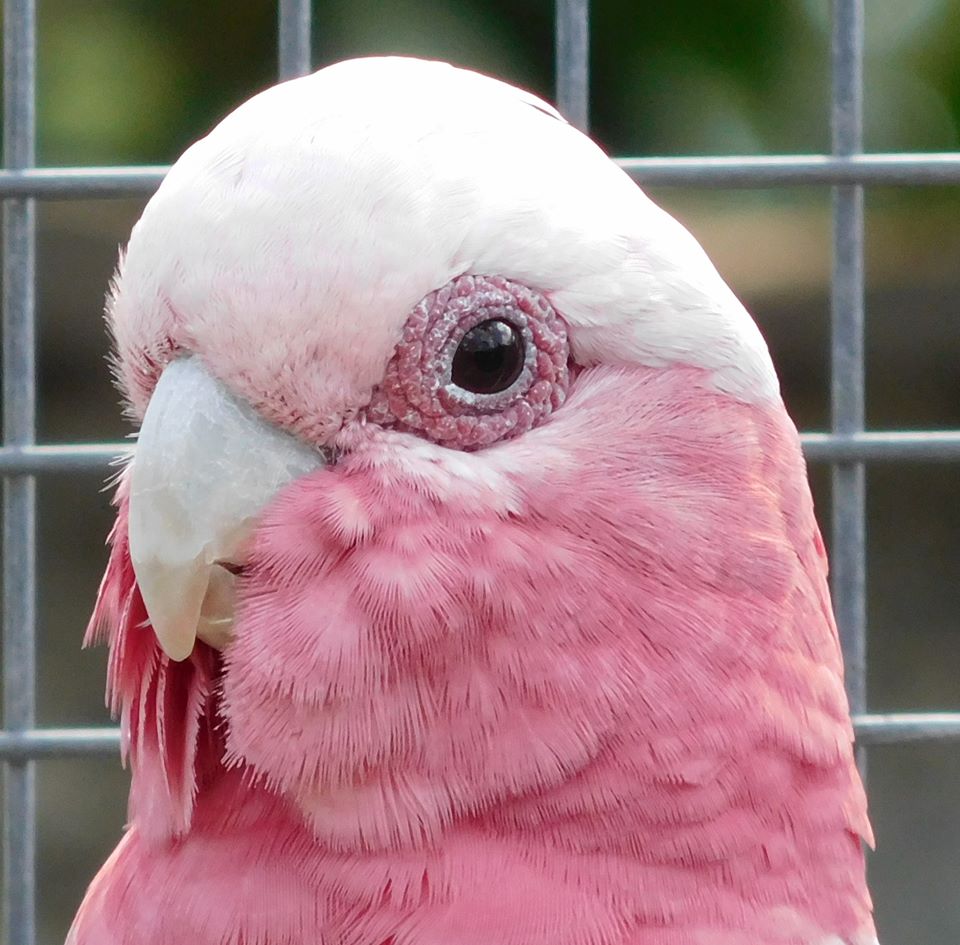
0, 0, 958, 942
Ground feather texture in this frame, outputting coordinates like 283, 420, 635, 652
71, 364, 875, 945
83, 472, 222, 840
71, 56, 875, 945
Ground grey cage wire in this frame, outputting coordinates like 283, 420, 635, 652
2, 0, 960, 943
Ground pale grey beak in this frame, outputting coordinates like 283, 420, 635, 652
128, 356, 324, 661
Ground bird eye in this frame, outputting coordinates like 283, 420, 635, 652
451, 319, 525, 395
367, 274, 571, 450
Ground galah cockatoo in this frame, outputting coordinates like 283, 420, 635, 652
69, 57, 876, 945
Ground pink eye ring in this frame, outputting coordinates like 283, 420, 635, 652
366, 274, 571, 450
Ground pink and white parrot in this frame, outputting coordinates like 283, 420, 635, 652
69, 57, 876, 945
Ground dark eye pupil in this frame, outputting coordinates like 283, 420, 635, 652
451, 319, 525, 395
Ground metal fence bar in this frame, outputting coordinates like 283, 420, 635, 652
830, 0, 867, 732
830, 0, 868, 727
4, 431, 960, 475
0, 445, 132, 474
854, 714, 960, 745
619, 153, 960, 186
3, 711, 959, 761
555, 0, 589, 132
0, 730, 123, 761
0, 167, 168, 199
278, 0, 312, 82
799, 431, 960, 462
2, 0, 38, 942
7, 154, 960, 199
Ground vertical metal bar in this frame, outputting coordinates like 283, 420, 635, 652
555, 0, 590, 132
277, 0, 312, 81
830, 0, 867, 733
2, 0, 38, 942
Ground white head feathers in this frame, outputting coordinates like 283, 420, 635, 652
110, 56, 779, 442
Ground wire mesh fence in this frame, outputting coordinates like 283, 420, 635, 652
2, 1, 960, 943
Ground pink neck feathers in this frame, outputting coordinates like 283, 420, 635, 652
80, 365, 874, 945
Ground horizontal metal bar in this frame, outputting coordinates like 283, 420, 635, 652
3, 433, 960, 475
800, 431, 960, 462
0, 166, 166, 198
0, 443, 131, 473
853, 713, 960, 745
620, 153, 960, 187
1, 714, 957, 759
0, 728, 121, 760
3, 155, 960, 199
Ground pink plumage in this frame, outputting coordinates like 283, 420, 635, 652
69, 57, 876, 945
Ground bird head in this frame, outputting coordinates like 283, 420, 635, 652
88, 57, 875, 945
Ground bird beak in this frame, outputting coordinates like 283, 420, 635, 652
127, 355, 325, 661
